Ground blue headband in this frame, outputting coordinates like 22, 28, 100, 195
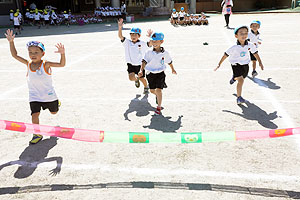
26, 41, 45, 52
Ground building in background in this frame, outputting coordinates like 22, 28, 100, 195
0, 0, 294, 25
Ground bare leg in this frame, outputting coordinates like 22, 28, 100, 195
236, 76, 244, 97
155, 89, 162, 107
32, 112, 40, 124
252, 61, 257, 71
140, 77, 148, 88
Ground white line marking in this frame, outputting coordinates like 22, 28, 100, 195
251, 78, 300, 151
1, 160, 299, 182
1, 67, 300, 73
0, 85, 26, 100
1, 97, 300, 104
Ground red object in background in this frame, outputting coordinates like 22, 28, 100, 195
24, 0, 27, 7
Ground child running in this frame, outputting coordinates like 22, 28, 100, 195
214, 26, 264, 104
5, 29, 66, 144
138, 32, 177, 115
248, 20, 262, 77
118, 18, 152, 94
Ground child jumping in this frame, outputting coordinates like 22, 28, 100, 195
5, 29, 66, 144
138, 32, 177, 115
118, 18, 152, 94
248, 20, 262, 77
214, 26, 264, 104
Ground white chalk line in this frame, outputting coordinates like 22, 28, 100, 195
252, 77, 300, 151
0, 85, 26, 100
1, 160, 299, 183
1, 67, 300, 73
1, 97, 300, 104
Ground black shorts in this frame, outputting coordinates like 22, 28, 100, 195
146, 71, 166, 90
127, 63, 145, 78
30, 100, 59, 115
45, 20, 50, 24
250, 52, 257, 61
231, 64, 249, 78
173, 17, 178, 20
180, 17, 184, 21
14, 25, 20, 29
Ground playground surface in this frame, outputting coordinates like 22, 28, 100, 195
0, 13, 300, 199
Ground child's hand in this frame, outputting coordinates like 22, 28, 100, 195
5, 29, 15, 42
118, 18, 123, 28
146, 29, 153, 37
55, 43, 65, 54
138, 71, 143, 77
258, 41, 262, 45
214, 65, 220, 71
172, 69, 177, 75
259, 63, 264, 70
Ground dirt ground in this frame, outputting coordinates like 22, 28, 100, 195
0, 13, 300, 199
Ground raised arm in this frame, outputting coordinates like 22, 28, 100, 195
118, 18, 124, 41
146, 29, 153, 47
5, 29, 28, 65
214, 53, 228, 71
45, 43, 66, 68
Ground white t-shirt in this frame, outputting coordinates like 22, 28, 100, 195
143, 48, 172, 73
122, 38, 150, 66
13, 17, 20, 26
179, 11, 185, 18
51, 12, 57, 19
248, 30, 262, 48
171, 12, 178, 18
34, 13, 40, 20
25, 12, 30, 18
64, 14, 69, 19
44, 14, 50, 20
10, 13, 14, 20
225, 40, 257, 65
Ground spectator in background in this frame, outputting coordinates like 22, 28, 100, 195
221, 0, 233, 28
121, 2, 126, 20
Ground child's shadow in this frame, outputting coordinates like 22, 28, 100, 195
0, 137, 62, 179
223, 101, 278, 129
247, 76, 281, 90
143, 115, 183, 132
124, 94, 156, 121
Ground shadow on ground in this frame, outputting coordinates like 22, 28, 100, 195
223, 100, 278, 129
143, 115, 183, 132
0, 137, 62, 178
124, 94, 156, 121
247, 76, 281, 90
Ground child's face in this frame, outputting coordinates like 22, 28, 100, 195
130, 33, 140, 42
152, 40, 163, 48
28, 46, 45, 62
250, 23, 260, 32
235, 28, 248, 42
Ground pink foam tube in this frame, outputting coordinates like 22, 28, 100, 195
2, 120, 102, 142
